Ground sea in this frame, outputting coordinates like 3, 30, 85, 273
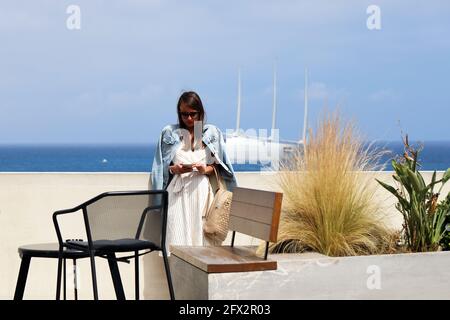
0, 141, 449, 172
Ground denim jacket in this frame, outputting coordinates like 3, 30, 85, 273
151, 123, 237, 191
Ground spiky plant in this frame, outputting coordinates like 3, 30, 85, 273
377, 136, 450, 252
270, 111, 394, 257
438, 193, 450, 250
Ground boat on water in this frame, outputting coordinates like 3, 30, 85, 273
225, 66, 309, 168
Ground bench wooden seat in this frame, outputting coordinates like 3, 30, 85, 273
171, 187, 283, 274
170, 245, 277, 273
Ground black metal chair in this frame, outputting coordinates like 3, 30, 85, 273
52, 190, 175, 300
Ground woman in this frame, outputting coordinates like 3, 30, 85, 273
151, 91, 237, 251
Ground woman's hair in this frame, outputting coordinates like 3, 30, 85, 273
177, 91, 206, 129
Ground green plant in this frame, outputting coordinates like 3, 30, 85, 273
438, 194, 450, 250
269, 111, 394, 257
377, 136, 450, 252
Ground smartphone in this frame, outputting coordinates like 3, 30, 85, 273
181, 163, 193, 169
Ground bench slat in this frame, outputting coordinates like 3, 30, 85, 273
229, 189, 283, 243
231, 187, 277, 208
228, 215, 272, 241
170, 245, 277, 273
230, 200, 275, 225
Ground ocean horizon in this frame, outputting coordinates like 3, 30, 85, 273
0, 141, 449, 172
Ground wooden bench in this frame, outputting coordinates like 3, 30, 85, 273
170, 187, 283, 274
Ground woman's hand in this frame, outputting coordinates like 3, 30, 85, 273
193, 163, 214, 175
169, 164, 193, 175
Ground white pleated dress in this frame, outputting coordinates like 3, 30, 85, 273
165, 140, 215, 253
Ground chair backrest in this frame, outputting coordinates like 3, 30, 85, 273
84, 190, 168, 249
228, 187, 283, 242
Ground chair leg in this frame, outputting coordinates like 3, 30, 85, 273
73, 259, 78, 300
56, 248, 64, 300
162, 249, 175, 300
89, 250, 99, 300
107, 253, 126, 300
14, 255, 31, 300
135, 251, 139, 300
63, 258, 67, 300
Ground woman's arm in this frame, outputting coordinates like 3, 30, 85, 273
169, 163, 194, 175
151, 129, 164, 190
204, 164, 215, 175
193, 163, 215, 175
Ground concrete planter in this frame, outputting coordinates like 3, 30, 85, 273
171, 250, 450, 300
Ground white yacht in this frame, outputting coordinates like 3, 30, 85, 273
225, 67, 309, 168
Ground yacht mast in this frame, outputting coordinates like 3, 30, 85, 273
302, 68, 308, 144
235, 68, 241, 135
271, 63, 277, 140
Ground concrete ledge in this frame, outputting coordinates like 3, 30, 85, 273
172, 251, 450, 300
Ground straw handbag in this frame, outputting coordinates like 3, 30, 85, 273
203, 166, 233, 242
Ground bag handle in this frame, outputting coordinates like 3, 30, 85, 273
211, 165, 226, 192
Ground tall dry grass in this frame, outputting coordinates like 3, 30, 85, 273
271, 111, 395, 256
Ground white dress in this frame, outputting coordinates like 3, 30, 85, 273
165, 139, 215, 253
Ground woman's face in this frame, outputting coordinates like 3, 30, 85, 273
179, 102, 200, 129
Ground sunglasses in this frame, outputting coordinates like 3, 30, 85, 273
180, 111, 200, 119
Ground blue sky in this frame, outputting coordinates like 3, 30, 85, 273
0, 0, 449, 144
